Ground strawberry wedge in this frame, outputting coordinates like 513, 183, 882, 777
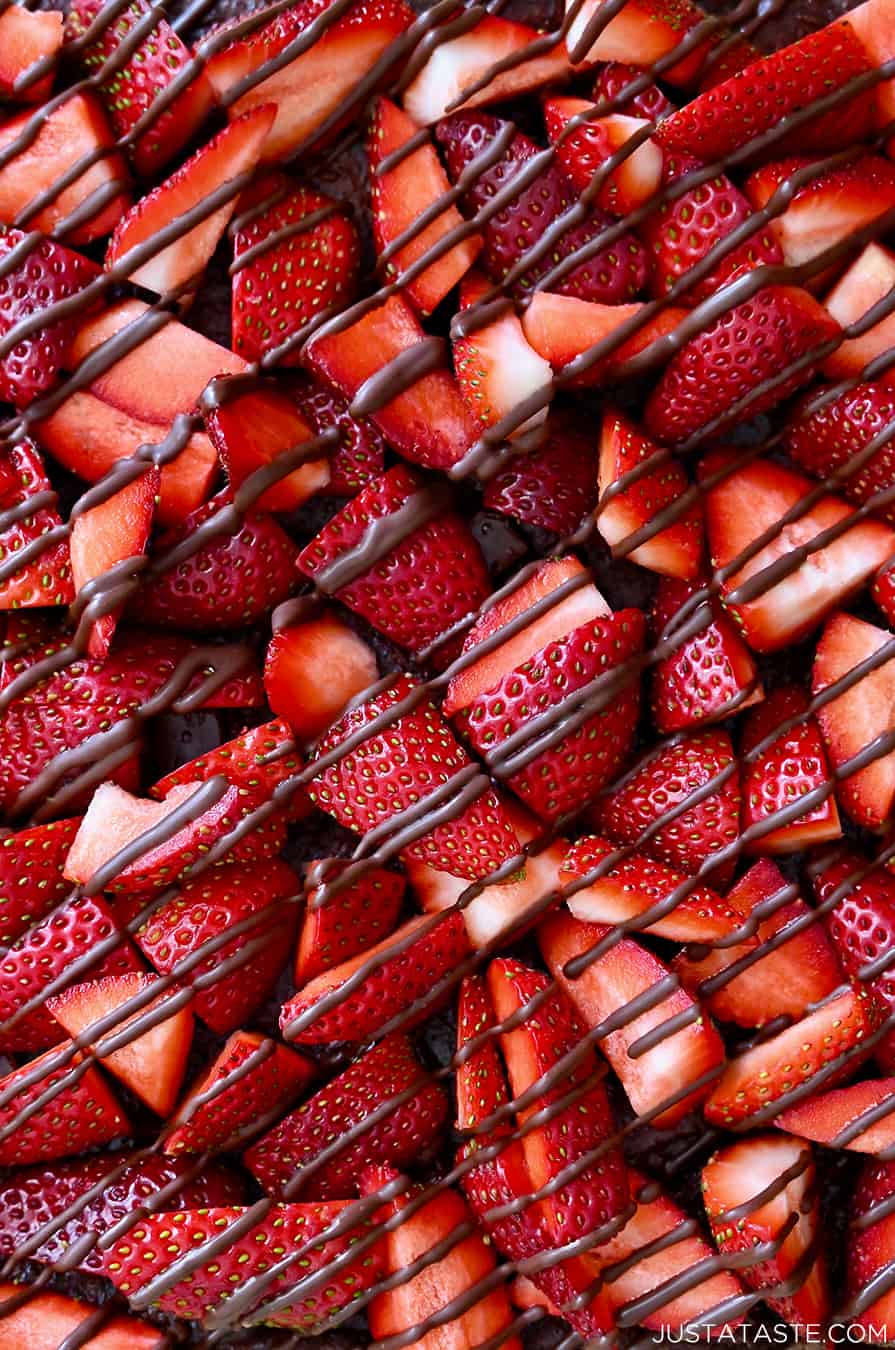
776, 1078, 895, 1153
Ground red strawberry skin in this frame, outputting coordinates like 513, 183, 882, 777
482, 412, 599, 536
784, 382, 895, 528
296, 864, 406, 984
0, 1046, 130, 1167
435, 110, 648, 303
152, 717, 310, 823
0, 439, 74, 608
0, 817, 80, 948
295, 379, 386, 495
243, 1034, 448, 1199
849, 1160, 895, 1341
592, 62, 674, 121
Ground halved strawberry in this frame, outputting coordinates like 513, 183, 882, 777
543, 97, 664, 214
875, 558, 895, 625
0, 1042, 129, 1167
311, 672, 520, 881
784, 382, 895, 529
704, 982, 882, 1127
700, 450, 895, 652
231, 172, 360, 365
645, 287, 840, 447
264, 609, 379, 744
567, 0, 714, 82
296, 864, 405, 984
66, 0, 214, 176
848, 0, 895, 146
133, 860, 299, 1035
435, 110, 649, 302
597, 407, 703, 579
281, 911, 470, 1043
675, 858, 843, 1029
165, 1030, 315, 1155
776, 1078, 895, 1153
153, 717, 309, 823
0, 817, 80, 949
47, 972, 193, 1116
302, 294, 478, 471
205, 381, 330, 511
848, 1157, 895, 1341
591, 727, 741, 884
822, 242, 895, 382
244, 1033, 448, 1198
521, 291, 690, 388
294, 380, 386, 494
369, 97, 480, 316
403, 13, 570, 125
0, 1284, 163, 1348
540, 910, 724, 1126
592, 62, 675, 120
0, 439, 73, 608
0, 6, 61, 103
482, 409, 598, 536
0, 892, 142, 1052
702, 1133, 829, 1327
813, 612, 895, 830
741, 686, 842, 853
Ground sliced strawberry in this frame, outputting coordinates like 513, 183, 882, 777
231, 172, 360, 365
296, 864, 405, 984
0, 7, 61, 103
244, 1033, 448, 1198
741, 686, 842, 854
369, 97, 480, 315
699, 34, 763, 89
66, 0, 214, 176
700, 450, 895, 653
264, 610, 378, 744
0, 1285, 163, 1349
0, 1042, 129, 1167
592, 62, 675, 121
0, 438, 73, 608
644, 286, 840, 447
675, 858, 843, 1030
540, 910, 724, 1126
403, 13, 571, 125
436, 110, 649, 303
294, 379, 387, 494
597, 407, 703, 579
103, 1201, 385, 1330
822, 242, 895, 382
166, 1030, 315, 1155
482, 409, 598, 536
848, 0, 895, 146
521, 292, 690, 388
591, 727, 741, 884
776, 1078, 895, 1153
702, 1133, 829, 1327
704, 982, 882, 1128
47, 973, 193, 1116
784, 382, 895, 529
567, 0, 714, 82
452, 270, 552, 439
813, 612, 895, 830
302, 294, 478, 471
132, 860, 299, 1035
205, 382, 330, 513
297, 465, 490, 663
0, 892, 142, 1052
848, 1157, 895, 1342
0, 91, 130, 244
875, 557, 895, 625
139, 495, 299, 631
70, 469, 159, 659
543, 98, 664, 215
206, 0, 414, 163
561, 834, 739, 943
282, 911, 469, 1043
153, 717, 309, 823
0, 817, 80, 949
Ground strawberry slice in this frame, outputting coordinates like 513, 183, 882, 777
303, 294, 478, 471
521, 292, 690, 388
139, 495, 300, 632
206, 381, 330, 511
102, 1201, 385, 1329
741, 686, 842, 853
0, 7, 61, 103
47, 973, 193, 1116
701, 450, 895, 652
650, 576, 762, 732
264, 609, 378, 744
702, 1133, 829, 1327
0, 438, 73, 608
848, 1158, 895, 1341
369, 97, 481, 316
813, 612, 895, 830
597, 407, 703, 579
153, 717, 308, 818
645, 286, 840, 446
66, 0, 214, 176
784, 382, 895, 529
446, 557, 644, 822
0, 816, 80, 949
165, 1030, 315, 1156
296, 863, 405, 984
874, 558, 895, 624
591, 727, 741, 884
560, 834, 740, 943
567, 0, 714, 82
132, 860, 299, 1035
543, 98, 664, 214
848, 0, 895, 146
403, 13, 571, 125
0, 892, 142, 1052
704, 982, 882, 1127
0, 1041, 129, 1166
776, 1078, 895, 1153
593, 60, 674, 117
0, 1285, 163, 1348
675, 858, 843, 1030
243, 1033, 448, 1198
282, 911, 470, 1043
70, 469, 159, 659
311, 672, 520, 881
436, 110, 649, 303
540, 910, 724, 1126
231, 172, 360, 365
0, 92, 131, 244
822, 242, 895, 382
294, 380, 386, 494
482, 410, 598, 536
